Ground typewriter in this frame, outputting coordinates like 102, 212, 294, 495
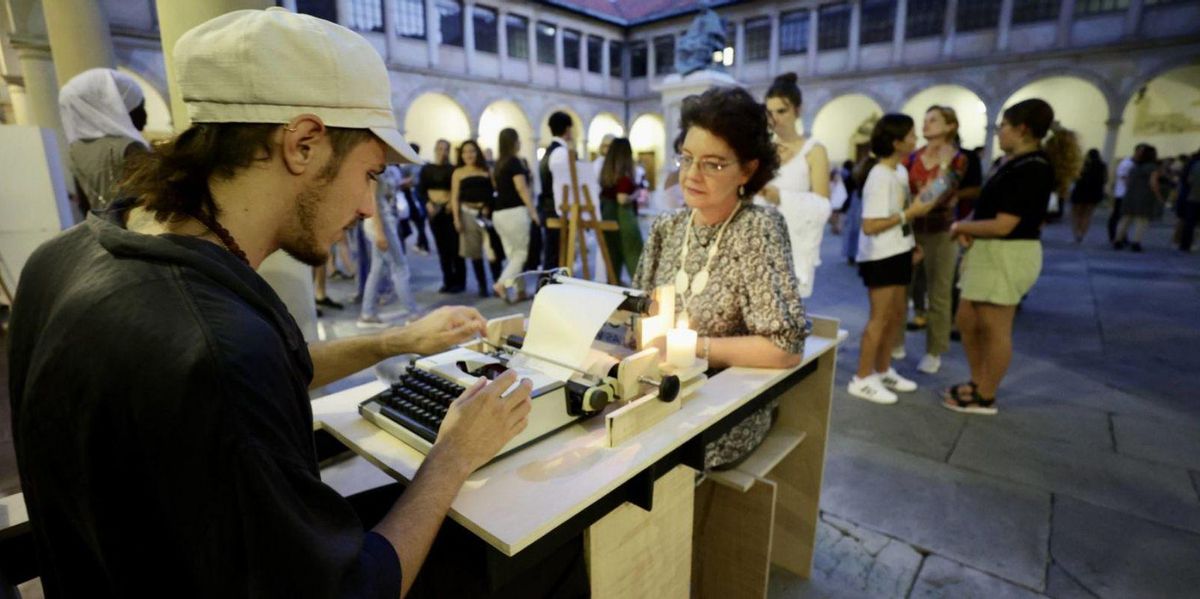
358, 271, 681, 459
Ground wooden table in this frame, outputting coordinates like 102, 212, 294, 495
312, 317, 842, 598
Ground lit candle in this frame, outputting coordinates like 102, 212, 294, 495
666, 328, 697, 369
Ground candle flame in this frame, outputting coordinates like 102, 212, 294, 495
677, 315, 689, 330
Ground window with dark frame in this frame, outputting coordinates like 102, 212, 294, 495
563, 29, 581, 69
906, 0, 946, 39
536, 21, 556, 65
745, 17, 770, 62
610, 41, 624, 77
956, 0, 1002, 32
860, 0, 895, 45
297, 0, 337, 24
437, 0, 463, 47
1076, 0, 1129, 14
630, 41, 648, 78
818, 3, 851, 51
345, 0, 384, 32
654, 35, 675, 75
472, 4, 498, 53
587, 35, 603, 73
1012, 0, 1060, 24
396, 0, 426, 39
506, 14, 528, 58
779, 10, 809, 55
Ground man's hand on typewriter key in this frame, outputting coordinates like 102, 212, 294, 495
381, 306, 487, 356
433, 369, 532, 473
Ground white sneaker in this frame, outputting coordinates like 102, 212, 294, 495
878, 367, 918, 392
847, 375, 898, 405
917, 353, 942, 374
891, 345, 907, 360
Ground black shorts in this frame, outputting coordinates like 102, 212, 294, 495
858, 250, 913, 288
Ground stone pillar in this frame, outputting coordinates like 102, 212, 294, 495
425, 0, 439, 67
1125, 0, 1144, 38
646, 35, 656, 79
894, 0, 907, 64
335, 0, 352, 26
578, 31, 587, 91
5, 78, 31, 125
554, 24, 563, 87
848, 0, 861, 71
767, 9, 779, 75
734, 20, 745, 80
463, 0, 476, 75
1057, 0, 1076, 47
526, 13, 536, 82
10, 43, 60, 131
382, 0, 399, 63
941, 0, 957, 57
807, 7, 818, 75
996, 0, 1014, 52
1102, 117, 1122, 169
155, 0, 272, 133
41, 0, 117, 86
497, 8, 508, 76
601, 37, 610, 79
280, 0, 297, 11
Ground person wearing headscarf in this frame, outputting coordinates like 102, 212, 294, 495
59, 68, 149, 211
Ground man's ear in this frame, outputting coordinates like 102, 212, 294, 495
280, 114, 328, 176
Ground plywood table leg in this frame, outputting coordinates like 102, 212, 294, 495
766, 341, 837, 578
585, 465, 694, 599
693, 477, 778, 598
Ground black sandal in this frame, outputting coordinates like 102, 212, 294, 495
941, 381, 976, 402
941, 388, 998, 415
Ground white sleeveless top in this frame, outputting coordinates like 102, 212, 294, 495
773, 138, 820, 193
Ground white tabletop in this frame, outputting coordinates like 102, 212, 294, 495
312, 334, 840, 556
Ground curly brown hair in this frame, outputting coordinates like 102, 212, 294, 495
123, 124, 375, 222
675, 86, 780, 197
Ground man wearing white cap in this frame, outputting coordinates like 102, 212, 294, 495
7, 8, 587, 598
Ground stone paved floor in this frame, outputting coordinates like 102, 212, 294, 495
309, 212, 1199, 599
3, 212, 1196, 598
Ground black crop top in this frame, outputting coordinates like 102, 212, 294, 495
419, 163, 454, 195
458, 175, 494, 207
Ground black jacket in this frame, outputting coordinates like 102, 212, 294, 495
7, 205, 401, 598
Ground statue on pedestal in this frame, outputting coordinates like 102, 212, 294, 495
675, 9, 728, 77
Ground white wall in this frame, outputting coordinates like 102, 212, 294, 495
403, 92, 471, 161
999, 76, 1108, 155
0, 126, 72, 293
478, 99, 536, 168
1116, 65, 1200, 160
812, 94, 883, 165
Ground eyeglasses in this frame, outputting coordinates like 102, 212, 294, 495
675, 154, 735, 176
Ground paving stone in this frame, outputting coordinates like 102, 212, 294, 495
957, 403, 1112, 452
830, 393, 965, 462
949, 421, 1200, 533
1045, 562, 1100, 599
821, 436, 1050, 589
1051, 495, 1200, 599
909, 555, 1047, 599
768, 514, 922, 599
1112, 414, 1200, 471
1192, 471, 1200, 502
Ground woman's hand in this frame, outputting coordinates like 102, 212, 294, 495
906, 198, 936, 220
454, 218, 463, 233
375, 235, 389, 252
760, 185, 781, 205
528, 208, 541, 226
950, 222, 973, 248
912, 244, 924, 265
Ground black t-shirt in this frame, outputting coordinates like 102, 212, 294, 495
494, 158, 530, 211
7, 204, 402, 598
973, 150, 1054, 240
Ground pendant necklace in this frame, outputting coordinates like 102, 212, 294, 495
674, 202, 741, 322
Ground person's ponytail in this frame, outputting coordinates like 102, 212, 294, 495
1043, 123, 1082, 198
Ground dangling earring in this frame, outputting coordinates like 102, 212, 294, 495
738, 184, 745, 197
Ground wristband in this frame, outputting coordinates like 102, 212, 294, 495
899, 211, 907, 226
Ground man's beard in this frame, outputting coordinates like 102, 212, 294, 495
280, 183, 329, 267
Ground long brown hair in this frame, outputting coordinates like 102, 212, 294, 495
456, 139, 487, 170
1004, 99, 1081, 198
123, 123, 373, 222
600, 138, 635, 189
494, 128, 519, 177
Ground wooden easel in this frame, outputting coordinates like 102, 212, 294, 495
545, 149, 619, 282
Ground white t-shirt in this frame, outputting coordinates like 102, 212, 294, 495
1114, 157, 1134, 198
858, 163, 915, 262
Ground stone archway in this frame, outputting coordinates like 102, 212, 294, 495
811, 93, 885, 165
586, 112, 625, 160
629, 112, 666, 190
538, 106, 585, 156
403, 92, 471, 163
997, 76, 1110, 155
1115, 63, 1200, 161
477, 99, 535, 169
901, 84, 990, 151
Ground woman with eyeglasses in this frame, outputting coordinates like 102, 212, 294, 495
633, 87, 807, 470
758, 73, 831, 299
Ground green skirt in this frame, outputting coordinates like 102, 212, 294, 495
958, 239, 1042, 306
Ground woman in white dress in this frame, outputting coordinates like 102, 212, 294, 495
758, 73, 831, 298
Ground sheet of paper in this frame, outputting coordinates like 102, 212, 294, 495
509, 283, 628, 381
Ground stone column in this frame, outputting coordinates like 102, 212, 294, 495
463, 0, 476, 75
5, 77, 31, 125
848, 0, 861, 71
646, 35, 656, 79
41, 0, 117, 86
1102, 117, 1122, 169
335, 0, 352, 27
807, 7, 818, 75
767, 9, 779, 75
155, 0, 272, 132
526, 13, 536, 82
941, 0, 957, 57
1125, 0, 1144, 38
382, 0, 399, 63
554, 24, 562, 87
280, 0, 297, 11
894, 0, 907, 64
1057, 0, 1076, 47
497, 8, 509, 77
425, 0, 439, 67
996, 0, 1014, 52
734, 20, 745, 80
10, 43, 61, 131
601, 37, 611, 79
578, 31, 587, 91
